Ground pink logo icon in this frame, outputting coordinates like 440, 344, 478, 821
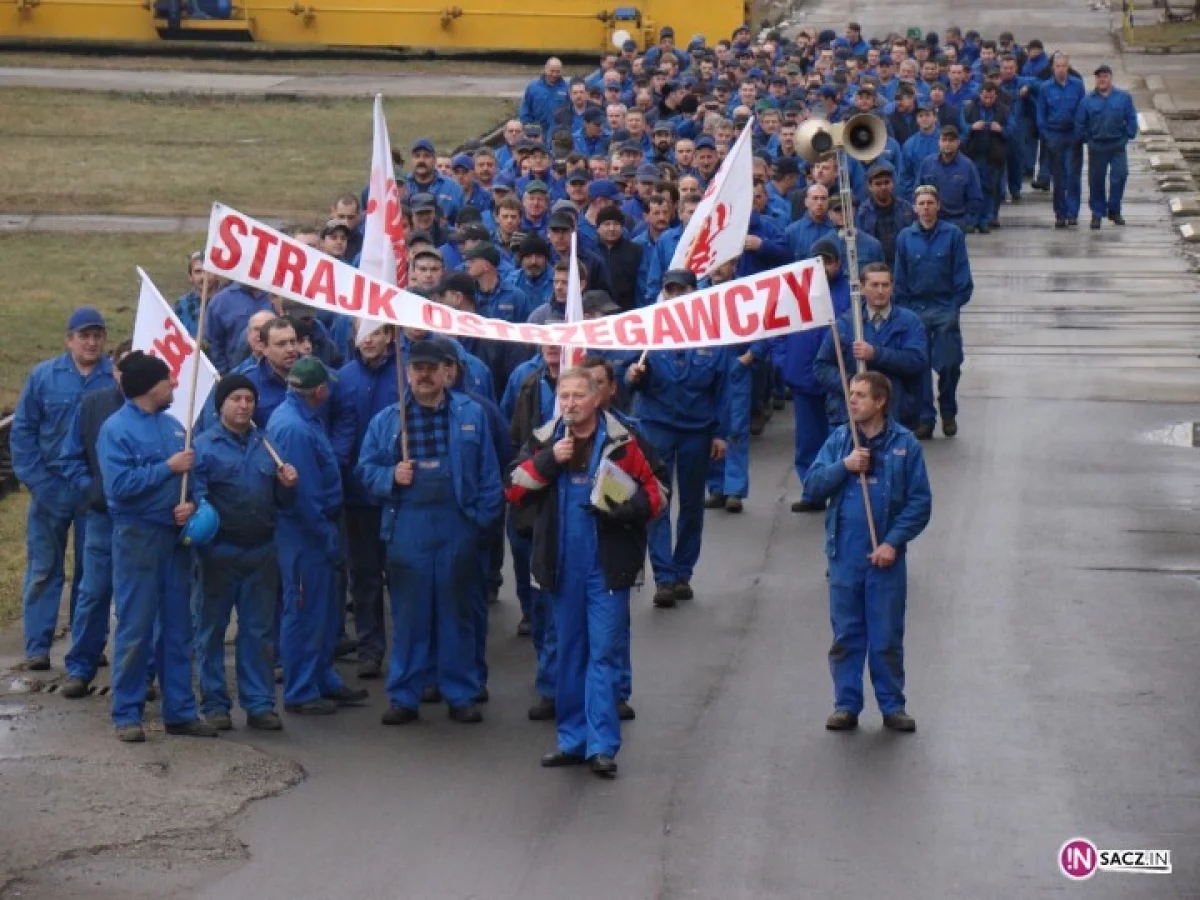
1059, 837, 1099, 881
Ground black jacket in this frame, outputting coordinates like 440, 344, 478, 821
594, 237, 645, 311
76, 386, 124, 513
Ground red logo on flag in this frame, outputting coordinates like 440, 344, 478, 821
151, 318, 194, 387
685, 202, 731, 275
366, 176, 410, 288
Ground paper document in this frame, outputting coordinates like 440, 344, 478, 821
590, 458, 637, 512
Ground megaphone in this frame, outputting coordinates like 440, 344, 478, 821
612, 29, 631, 50
795, 113, 888, 164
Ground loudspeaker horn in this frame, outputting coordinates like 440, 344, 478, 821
838, 113, 888, 162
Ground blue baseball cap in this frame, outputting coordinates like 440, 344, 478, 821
695, 135, 717, 151
451, 153, 473, 170
622, 39, 637, 51
747, 67, 766, 80
637, 163, 660, 183
588, 179, 620, 200
819, 85, 839, 98
493, 173, 515, 191
411, 138, 435, 154
565, 169, 590, 184
67, 306, 106, 332
582, 106, 605, 124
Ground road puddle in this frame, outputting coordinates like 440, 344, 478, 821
1144, 421, 1200, 447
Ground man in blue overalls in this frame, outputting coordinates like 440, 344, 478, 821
268, 358, 369, 716
628, 270, 728, 609
193, 374, 298, 731
11, 307, 116, 671
96, 352, 213, 743
356, 340, 503, 726
506, 366, 666, 778
803, 372, 932, 733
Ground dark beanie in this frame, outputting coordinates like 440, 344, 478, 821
119, 351, 171, 400
214, 373, 258, 413
597, 205, 626, 227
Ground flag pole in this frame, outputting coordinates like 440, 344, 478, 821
178, 275, 211, 505
396, 330, 410, 461
829, 319, 879, 551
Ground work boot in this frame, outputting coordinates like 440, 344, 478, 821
975, 223, 990, 234
448, 703, 483, 724
97, 652, 109, 668
1054, 218, 1067, 229
528, 695, 556, 720
166, 719, 219, 738
1032, 180, 1050, 190
673, 581, 694, 601
325, 685, 369, 707
26, 655, 50, 672
749, 413, 766, 436
421, 685, 442, 704
205, 711, 234, 731
1066, 217, 1078, 227
516, 616, 532, 637
247, 711, 283, 731
61, 677, 90, 699
1090, 216, 1102, 230
825, 710, 859, 731
115, 725, 146, 743
487, 588, 499, 605
653, 584, 677, 608
285, 698, 338, 715
725, 497, 744, 514
913, 423, 934, 440
883, 710, 917, 732
1009, 193, 1022, 203
1109, 213, 1126, 225
474, 685, 490, 704
772, 396, 785, 410
541, 750, 586, 767
144, 684, 159, 702
704, 493, 726, 510
334, 637, 357, 659
617, 702, 636, 721
357, 658, 382, 680
942, 417, 958, 438
588, 755, 618, 778
791, 499, 824, 513
381, 705, 419, 725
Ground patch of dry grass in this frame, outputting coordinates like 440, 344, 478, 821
0, 492, 28, 628
1126, 19, 1200, 46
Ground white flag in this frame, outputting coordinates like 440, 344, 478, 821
668, 118, 756, 280
132, 267, 218, 426
357, 94, 409, 343
562, 231, 586, 369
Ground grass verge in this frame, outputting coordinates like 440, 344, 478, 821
0, 493, 28, 629
1126, 19, 1200, 47
0, 90, 515, 218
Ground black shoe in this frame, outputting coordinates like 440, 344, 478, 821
703, 493, 726, 509
749, 414, 766, 436
913, 423, 934, 440
1090, 216, 1101, 230
448, 703, 482, 724
115, 724, 146, 743
724, 497, 744, 513
97, 652, 109, 668
772, 396, 785, 410
1032, 180, 1050, 191
791, 499, 824, 513
588, 754, 618, 778
61, 677, 90, 698
1109, 213, 1125, 226
617, 702, 636, 721
883, 710, 917, 732
975, 224, 990, 234
357, 658, 382, 679
144, 684, 159, 702
205, 711, 234, 731
1008, 193, 1022, 203
1054, 218, 1067, 229
673, 581, 694, 601
247, 710, 283, 731
652, 583, 677, 608
421, 685, 442, 704
1066, 217, 1078, 227
941, 416, 957, 438
541, 750, 586, 767
516, 616, 532, 637
326, 685, 369, 707
26, 655, 50, 671
474, 685, 490, 704
381, 705, 419, 725
166, 718, 219, 738
825, 710, 859, 731
486, 588, 499, 605
527, 696, 556, 720
334, 637, 357, 659
285, 697, 338, 715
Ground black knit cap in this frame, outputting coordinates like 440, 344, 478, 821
118, 351, 171, 400
214, 373, 258, 414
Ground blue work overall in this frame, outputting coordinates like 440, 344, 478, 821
64, 509, 112, 682
706, 357, 752, 500
277, 517, 346, 707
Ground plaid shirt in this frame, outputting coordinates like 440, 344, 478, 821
174, 291, 202, 338
406, 394, 450, 461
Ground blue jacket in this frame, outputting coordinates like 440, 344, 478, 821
356, 391, 503, 533
856, 195, 915, 267
11, 352, 115, 509
916, 153, 982, 224
893, 219, 974, 311
476, 279, 537, 324
405, 171, 464, 224
813, 304, 928, 426
204, 284, 273, 374
397, 334, 495, 405
505, 266, 554, 310
736, 213, 792, 279
803, 421, 932, 565
193, 423, 294, 547
267, 392, 343, 548
772, 269, 852, 395
630, 347, 730, 433
574, 131, 611, 157
1076, 88, 1138, 152
785, 213, 838, 260
500, 356, 556, 425
519, 75, 570, 137
826, 226, 885, 275
96, 401, 188, 528
1037, 76, 1086, 139
174, 291, 203, 338
899, 130, 941, 200
334, 345, 400, 506
640, 223, 684, 306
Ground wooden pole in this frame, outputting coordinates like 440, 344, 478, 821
178, 276, 211, 505
396, 333, 410, 461
829, 322, 879, 551
261, 435, 286, 469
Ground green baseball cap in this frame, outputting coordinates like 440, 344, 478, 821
287, 357, 336, 390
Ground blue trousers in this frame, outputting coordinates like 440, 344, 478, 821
707, 360, 752, 499
22, 492, 85, 658
1046, 135, 1082, 219
643, 423, 711, 586
918, 365, 961, 424
1005, 128, 1025, 198
829, 559, 908, 716
975, 160, 1004, 226
384, 466, 480, 710
792, 389, 830, 497
197, 541, 278, 717
65, 510, 112, 682
110, 520, 197, 727
533, 584, 557, 698
346, 504, 387, 664
1087, 146, 1128, 218
277, 521, 346, 706
507, 514, 535, 619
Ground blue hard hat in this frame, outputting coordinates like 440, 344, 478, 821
179, 501, 220, 547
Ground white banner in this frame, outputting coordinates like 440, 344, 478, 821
357, 94, 409, 342
131, 268, 218, 425
203, 204, 835, 350
562, 231, 586, 369
669, 117, 756, 278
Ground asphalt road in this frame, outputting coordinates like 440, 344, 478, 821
12, 0, 1200, 896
